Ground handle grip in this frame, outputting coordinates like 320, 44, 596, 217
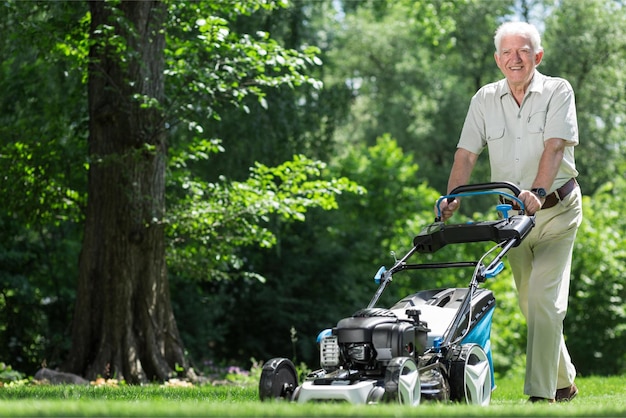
449, 181, 521, 197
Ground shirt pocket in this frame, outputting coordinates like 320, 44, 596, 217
487, 126, 505, 141
528, 111, 547, 134
486, 125, 506, 159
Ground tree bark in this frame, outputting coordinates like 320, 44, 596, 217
65, 0, 189, 383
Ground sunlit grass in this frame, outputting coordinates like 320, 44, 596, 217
0, 375, 624, 416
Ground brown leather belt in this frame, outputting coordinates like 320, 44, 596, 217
500, 178, 579, 210
542, 177, 578, 209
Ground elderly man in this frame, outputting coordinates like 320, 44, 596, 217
439, 21, 581, 403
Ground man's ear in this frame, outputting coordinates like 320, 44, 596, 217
535, 50, 544, 66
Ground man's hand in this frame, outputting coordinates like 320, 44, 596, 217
518, 190, 544, 215
435, 198, 460, 221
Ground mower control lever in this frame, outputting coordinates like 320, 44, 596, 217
496, 204, 512, 219
483, 261, 504, 280
373, 266, 387, 285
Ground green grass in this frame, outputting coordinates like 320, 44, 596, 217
0, 375, 625, 417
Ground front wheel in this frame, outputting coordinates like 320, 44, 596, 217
259, 358, 298, 401
449, 344, 492, 405
383, 357, 421, 406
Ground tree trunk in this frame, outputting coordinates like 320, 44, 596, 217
65, 0, 189, 383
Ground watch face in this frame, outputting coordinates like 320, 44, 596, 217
533, 188, 547, 197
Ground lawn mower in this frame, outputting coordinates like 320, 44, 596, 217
259, 182, 535, 406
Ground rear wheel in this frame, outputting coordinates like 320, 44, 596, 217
384, 357, 420, 406
449, 344, 492, 405
259, 358, 298, 401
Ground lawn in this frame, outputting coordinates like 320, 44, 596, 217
0, 377, 626, 417
0, 375, 624, 417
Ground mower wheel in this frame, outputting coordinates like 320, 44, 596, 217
383, 357, 421, 406
259, 357, 298, 401
449, 344, 492, 405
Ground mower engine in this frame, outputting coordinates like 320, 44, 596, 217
329, 308, 429, 371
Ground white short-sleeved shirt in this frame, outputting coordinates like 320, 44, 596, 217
457, 70, 578, 192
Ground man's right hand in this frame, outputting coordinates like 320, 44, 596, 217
436, 197, 460, 221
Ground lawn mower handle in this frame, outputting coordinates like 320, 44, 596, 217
448, 181, 521, 196
436, 181, 525, 222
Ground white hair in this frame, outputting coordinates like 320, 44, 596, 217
494, 21, 543, 54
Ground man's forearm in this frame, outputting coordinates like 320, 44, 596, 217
447, 148, 478, 193
531, 137, 566, 190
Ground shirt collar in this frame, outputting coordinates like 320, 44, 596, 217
497, 70, 544, 98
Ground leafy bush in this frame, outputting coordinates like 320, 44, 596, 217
0, 363, 27, 385
567, 179, 626, 375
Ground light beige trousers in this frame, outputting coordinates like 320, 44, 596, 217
507, 187, 582, 399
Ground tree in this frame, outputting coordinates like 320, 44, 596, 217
64, 1, 181, 383
319, 0, 516, 192
64, 0, 339, 383
0, 0, 341, 380
541, 0, 626, 193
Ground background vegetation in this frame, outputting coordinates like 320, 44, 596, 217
1, 0, 625, 382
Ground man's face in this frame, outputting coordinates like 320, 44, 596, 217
494, 34, 543, 89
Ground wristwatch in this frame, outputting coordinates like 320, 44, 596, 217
531, 187, 547, 198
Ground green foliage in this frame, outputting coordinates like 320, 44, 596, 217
324, 0, 514, 192
0, 2, 88, 228
542, 0, 626, 193
567, 179, 626, 375
171, 1, 342, 183
0, 215, 79, 375
164, 0, 322, 126
0, 2, 87, 235
489, 265, 527, 378
326, 134, 446, 306
0, 141, 85, 228
167, 154, 363, 282
0, 363, 26, 385
169, 135, 427, 366
0, 1, 87, 374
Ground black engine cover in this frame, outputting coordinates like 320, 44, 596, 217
335, 308, 426, 363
